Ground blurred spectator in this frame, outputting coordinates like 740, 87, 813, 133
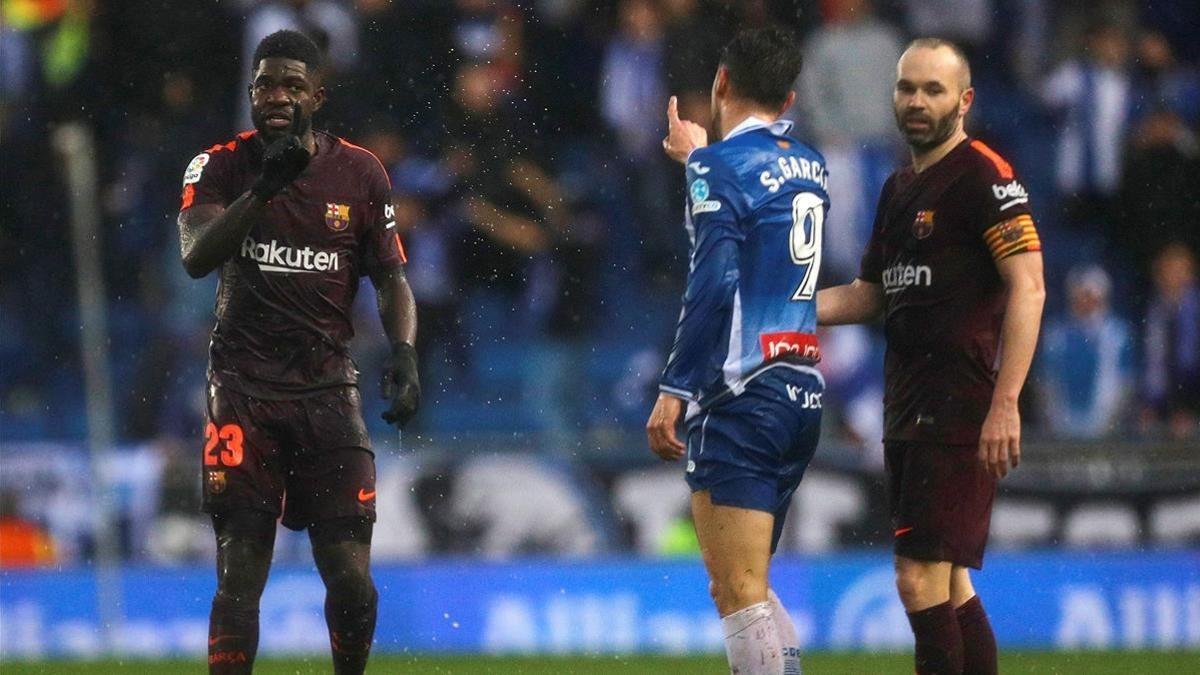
600, 0, 666, 161
793, 0, 903, 280
1118, 111, 1200, 285
1041, 21, 1133, 232
901, 0, 992, 57
1038, 265, 1134, 439
0, 489, 56, 568
661, 0, 728, 93
451, 0, 524, 80
1141, 243, 1200, 440
1131, 30, 1200, 126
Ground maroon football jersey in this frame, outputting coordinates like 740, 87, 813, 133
180, 130, 406, 399
858, 138, 1041, 445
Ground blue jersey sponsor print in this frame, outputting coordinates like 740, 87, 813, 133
660, 117, 830, 414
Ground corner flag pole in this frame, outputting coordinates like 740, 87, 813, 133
54, 122, 125, 651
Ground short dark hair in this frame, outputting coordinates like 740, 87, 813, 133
252, 30, 323, 73
719, 27, 803, 109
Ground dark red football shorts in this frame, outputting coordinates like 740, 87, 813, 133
201, 383, 375, 530
884, 441, 997, 569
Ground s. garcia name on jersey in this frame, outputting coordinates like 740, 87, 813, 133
759, 155, 829, 193
241, 236, 341, 274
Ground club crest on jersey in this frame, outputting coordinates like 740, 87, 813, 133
325, 203, 351, 231
207, 470, 227, 495
912, 210, 935, 239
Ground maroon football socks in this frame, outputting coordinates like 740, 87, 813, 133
326, 586, 378, 674
907, 600, 964, 674
956, 595, 998, 675
207, 596, 258, 674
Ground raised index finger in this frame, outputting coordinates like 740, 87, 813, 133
667, 96, 680, 127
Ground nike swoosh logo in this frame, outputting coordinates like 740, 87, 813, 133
894, 527, 914, 537
357, 489, 376, 502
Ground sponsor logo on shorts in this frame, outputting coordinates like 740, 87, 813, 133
759, 331, 820, 362
786, 385, 822, 409
686, 460, 696, 473
240, 237, 341, 274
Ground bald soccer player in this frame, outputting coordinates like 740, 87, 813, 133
817, 39, 1045, 675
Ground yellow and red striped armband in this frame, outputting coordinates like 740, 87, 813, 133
984, 215, 1040, 261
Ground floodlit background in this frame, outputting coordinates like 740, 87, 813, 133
1, 0, 1198, 668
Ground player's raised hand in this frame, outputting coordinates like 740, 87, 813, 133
251, 102, 311, 199
662, 95, 708, 164
381, 341, 421, 429
646, 392, 686, 461
978, 399, 1021, 479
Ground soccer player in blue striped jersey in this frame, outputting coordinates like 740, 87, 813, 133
647, 27, 827, 675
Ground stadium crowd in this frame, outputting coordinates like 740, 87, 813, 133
1, 0, 1199, 564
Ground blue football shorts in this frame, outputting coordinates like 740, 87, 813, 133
684, 363, 823, 551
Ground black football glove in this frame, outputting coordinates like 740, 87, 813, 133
381, 341, 420, 428
251, 102, 311, 200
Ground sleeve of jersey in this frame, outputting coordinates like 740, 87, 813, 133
659, 160, 744, 400
360, 163, 407, 278
973, 146, 1042, 261
179, 147, 231, 211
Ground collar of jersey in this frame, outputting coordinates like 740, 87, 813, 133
723, 115, 794, 141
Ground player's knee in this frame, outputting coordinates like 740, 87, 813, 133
894, 561, 939, 607
709, 568, 768, 615
319, 557, 376, 605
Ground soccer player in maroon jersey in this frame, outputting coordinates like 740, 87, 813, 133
177, 31, 419, 675
818, 39, 1045, 675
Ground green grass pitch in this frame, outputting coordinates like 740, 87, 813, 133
3, 651, 1197, 674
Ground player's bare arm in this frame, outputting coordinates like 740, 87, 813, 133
979, 248, 1045, 478
662, 95, 708, 164
178, 196, 268, 278
816, 279, 885, 326
646, 392, 686, 461
372, 266, 420, 428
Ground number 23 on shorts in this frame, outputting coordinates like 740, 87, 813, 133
204, 422, 245, 467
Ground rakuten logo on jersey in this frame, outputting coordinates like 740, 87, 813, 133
760, 331, 820, 362
240, 237, 340, 274
882, 262, 932, 294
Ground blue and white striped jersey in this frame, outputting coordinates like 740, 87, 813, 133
659, 116, 830, 412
